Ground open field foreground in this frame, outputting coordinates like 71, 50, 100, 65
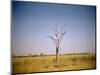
12, 53, 96, 74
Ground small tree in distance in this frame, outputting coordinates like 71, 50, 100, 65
47, 25, 66, 62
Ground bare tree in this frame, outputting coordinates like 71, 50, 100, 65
47, 25, 66, 62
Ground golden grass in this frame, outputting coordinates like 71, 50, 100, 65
12, 53, 96, 74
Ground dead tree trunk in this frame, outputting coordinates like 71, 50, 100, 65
56, 47, 59, 62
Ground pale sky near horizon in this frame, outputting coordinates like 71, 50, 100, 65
12, 1, 96, 56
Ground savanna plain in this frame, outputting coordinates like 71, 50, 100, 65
12, 53, 96, 74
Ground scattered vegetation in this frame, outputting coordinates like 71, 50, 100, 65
12, 53, 96, 74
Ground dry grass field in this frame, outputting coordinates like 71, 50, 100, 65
12, 53, 96, 74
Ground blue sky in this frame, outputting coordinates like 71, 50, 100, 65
12, 1, 96, 55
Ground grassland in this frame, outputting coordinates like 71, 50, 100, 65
12, 53, 96, 74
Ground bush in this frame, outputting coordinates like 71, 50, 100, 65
40, 53, 44, 56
